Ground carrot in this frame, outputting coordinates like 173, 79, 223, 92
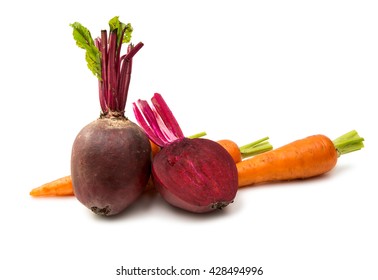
30, 175, 74, 197
29, 134, 273, 197
237, 130, 364, 187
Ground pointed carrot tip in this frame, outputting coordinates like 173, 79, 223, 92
29, 175, 74, 197
29, 188, 42, 197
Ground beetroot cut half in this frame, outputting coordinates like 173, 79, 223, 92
133, 93, 238, 213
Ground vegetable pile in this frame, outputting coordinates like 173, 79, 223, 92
29, 17, 365, 217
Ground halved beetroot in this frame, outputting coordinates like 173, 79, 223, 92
153, 137, 238, 213
133, 93, 238, 213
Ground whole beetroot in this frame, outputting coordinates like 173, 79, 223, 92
133, 93, 238, 213
70, 17, 151, 216
71, 118, 151, 216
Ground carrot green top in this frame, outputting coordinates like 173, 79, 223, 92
332, 130, 364, 156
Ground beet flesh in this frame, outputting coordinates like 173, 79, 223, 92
152, 138, 238, 213
71, 117, 151, 216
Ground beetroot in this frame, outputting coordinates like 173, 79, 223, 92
133, 93, 238, 213
71, 118, 151, 216
70, 17, 151, 216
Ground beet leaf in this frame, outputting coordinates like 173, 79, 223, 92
70, 22, 101, 79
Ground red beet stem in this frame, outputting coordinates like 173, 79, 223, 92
106, 31, 118, 112
118, 42, 144, 112
151, 93, 184, 139
133, 101, 163, 146
132, 93, 185, 147
136, 99, 169, 145
96, 31, 143, 117
97, 30, 108, 112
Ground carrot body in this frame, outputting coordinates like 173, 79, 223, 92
237, 134, 338, 187
30, 175, 74, 197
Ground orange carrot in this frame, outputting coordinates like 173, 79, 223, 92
30, 175, 74, 197
29, 136, 273, 197
237, 130, 364, 187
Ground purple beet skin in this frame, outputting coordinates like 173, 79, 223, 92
71, 118, 151, 216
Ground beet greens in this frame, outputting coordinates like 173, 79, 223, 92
70, 16, 143, 117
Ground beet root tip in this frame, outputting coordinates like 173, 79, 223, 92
90, 205, 111, 216
211, 201, 234, 210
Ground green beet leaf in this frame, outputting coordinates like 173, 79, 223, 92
70, 22, 101, 79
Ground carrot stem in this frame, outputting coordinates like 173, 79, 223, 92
188, 131, 207, 139
239, 137, 273, 158
332, 130, 365, 156
189, 133, 272, 158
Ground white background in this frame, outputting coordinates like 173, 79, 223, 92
1, 0, 377, 279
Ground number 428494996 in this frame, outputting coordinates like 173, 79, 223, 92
208, 267, 263, 276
